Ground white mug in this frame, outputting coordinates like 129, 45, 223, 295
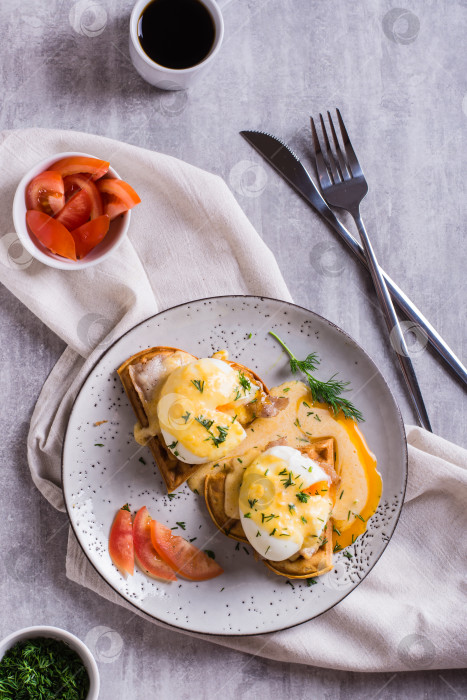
129, 0, 224, 91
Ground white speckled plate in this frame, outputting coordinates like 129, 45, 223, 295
62, 296, 407, 636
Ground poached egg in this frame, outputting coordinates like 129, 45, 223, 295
158, 357, 258, 464
238, 446, 332, 561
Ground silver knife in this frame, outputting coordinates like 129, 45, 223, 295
240, 130, 467, 388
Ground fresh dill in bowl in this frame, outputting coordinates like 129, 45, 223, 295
0, 637, 90, 699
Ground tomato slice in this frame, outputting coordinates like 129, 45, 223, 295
70, 215, 110, 259
97, 179, 141, 220
133, 507, 177, 581
25, 171, 65, 215
109, 504, 134, 577
150, 520, 223, 581
63, 175, 103, 220
51, 156, 109, 181
55, 188, 91, 230
26, 210, 77, 260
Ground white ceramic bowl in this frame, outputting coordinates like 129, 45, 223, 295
0, 625, 100, 699
12, 151, 131, 270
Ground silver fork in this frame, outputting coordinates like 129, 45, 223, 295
310, 109, 432, 431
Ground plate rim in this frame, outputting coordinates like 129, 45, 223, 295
61, 294, 408, 637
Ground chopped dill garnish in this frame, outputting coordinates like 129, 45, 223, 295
181, 410, 191, 423
248, 498, 258, 509
281, 471, 295, 488
191, 379, 205, 393
211, 425, 229, 447
176, 521, 186, 530
238, 371, 251, 394
195, 416, 214, 431
296, 491, 310, 503
0, 637, 90, 699
261, 513, 278, 523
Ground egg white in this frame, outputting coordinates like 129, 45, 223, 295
161, 427, 214, 465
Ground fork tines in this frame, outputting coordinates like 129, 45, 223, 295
310, 109, 362, 185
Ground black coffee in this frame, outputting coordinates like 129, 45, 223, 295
137, 0, 216, 70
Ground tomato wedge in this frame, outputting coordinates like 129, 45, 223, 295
63, 175, 103, 220
51, 156, 109, 181
70, 215, 110, 259
25, 171, 65, 215
150, 520, 223, 581
55, 188, 91, 230
97, 178, 141, 220
109, 504, 134, 577
26, 210, 76, 260
133, 507, 177, 581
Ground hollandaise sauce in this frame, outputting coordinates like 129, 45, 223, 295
188, 380, 382, 552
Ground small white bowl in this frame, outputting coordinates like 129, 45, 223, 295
0, 625, 100, 700
12, 151, 131, 270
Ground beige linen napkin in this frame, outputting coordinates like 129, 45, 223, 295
0, 129, 465, 672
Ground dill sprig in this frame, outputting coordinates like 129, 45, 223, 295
269, 332, 363, 422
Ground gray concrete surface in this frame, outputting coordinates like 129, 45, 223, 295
1, 0, 466, 697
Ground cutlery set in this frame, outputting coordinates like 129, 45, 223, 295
241, 114, 467, 430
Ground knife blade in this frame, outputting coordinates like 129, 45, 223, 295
240, 130, 467, 388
